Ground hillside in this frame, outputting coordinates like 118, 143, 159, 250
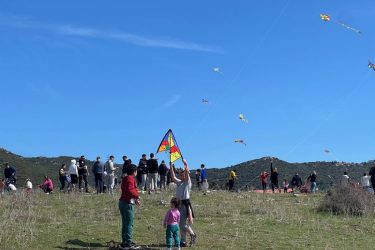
0, 148, 374, 190
207, 157, 375, 190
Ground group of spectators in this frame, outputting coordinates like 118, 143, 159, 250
55, 153, 185, 195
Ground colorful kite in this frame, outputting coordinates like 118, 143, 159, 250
239, 114, 248, 123
157, 129, 183, 163
320, 13, 362, 34
234, 139, 246, 146
320, 14, 330, 21
368, 60, 375, 71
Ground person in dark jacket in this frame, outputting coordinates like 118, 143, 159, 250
307, 171, 317, 193
3, 162, 16, 185
137, 154, 148, 192
158, 160, 169, 190
122, 156, 131, 177
291, 173, 303, 192
92, 156, 105, 194
270, 163, 279, 193
147, 153, 159, 193
369, 165, 375, 195
78, 155, 89, 193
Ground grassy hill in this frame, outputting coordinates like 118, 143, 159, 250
2, 190, 375, 249
0, 148, 374, 191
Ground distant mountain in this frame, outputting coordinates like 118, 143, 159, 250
0, 148, 374, 190
206, 157, 375, 190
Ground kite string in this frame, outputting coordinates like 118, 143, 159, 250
284, 70, 372, 159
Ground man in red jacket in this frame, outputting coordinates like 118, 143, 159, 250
119, 164, 140, 250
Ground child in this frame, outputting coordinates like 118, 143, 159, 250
26, 178, 33, 192
283, 179, 289, 193
119, 164, 140, 250
164, 198, 181, 250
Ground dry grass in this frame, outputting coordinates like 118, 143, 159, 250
1, 189, 375, 249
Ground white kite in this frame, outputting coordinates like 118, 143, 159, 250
213, 67, 222, 74
239, 114, 248, 123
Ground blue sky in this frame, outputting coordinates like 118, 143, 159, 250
0, 0, 374, 168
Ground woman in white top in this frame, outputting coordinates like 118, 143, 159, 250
68, 160, 78, 192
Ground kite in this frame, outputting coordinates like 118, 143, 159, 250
320, 14, 330, 21
234, 139, 246, 146
239, 114, 248, 123
324, 149, 330, 154
213, 67, 222, 74
156, 129, 183, 163
368, 60, 375, 71
202, 98, 209, 103
320, 13, 362, 34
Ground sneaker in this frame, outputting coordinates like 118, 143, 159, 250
190, 233, 197, 246
119, 242, 140, 250
128, 241, 141, 249
180, 242, 187, 247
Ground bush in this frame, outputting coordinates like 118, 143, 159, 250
318, 185, 375, 216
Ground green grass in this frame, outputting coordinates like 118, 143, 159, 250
1, 189, 375, 249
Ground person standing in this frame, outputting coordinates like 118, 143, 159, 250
361, 173, 371, 190
159, 160, 169, 191
59, 164, 67, 192
92, 157, 105, 194
270, 164, 279, 193
369, 166, 375, 195
195, 169, 201, 190
341, 171, 350, 187
122, 156, 131, 177
283, 179, 289, 193
105, 156, 117, 194
170, 160, 197, 247
307, 171, 317, 193
200, 164, 207, 185
78, 155, 89, 193
137, 154, 148, 192
68, 159, 78, 192
291, 173, 302, 192
3, 162, 16, 185
260, 171, 269, 193
228, 169, 237, 191
147, 153, 159, 193
118, 164, 140, 250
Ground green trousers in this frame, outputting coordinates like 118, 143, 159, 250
119, 200, 135, 244
166, 224, 180, 248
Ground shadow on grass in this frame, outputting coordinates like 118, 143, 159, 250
56, 239, 165, 250
55, 239, 107, 249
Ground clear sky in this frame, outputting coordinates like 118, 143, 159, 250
0, 0, 374, 169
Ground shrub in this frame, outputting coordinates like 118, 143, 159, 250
318, 185, 375, 216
